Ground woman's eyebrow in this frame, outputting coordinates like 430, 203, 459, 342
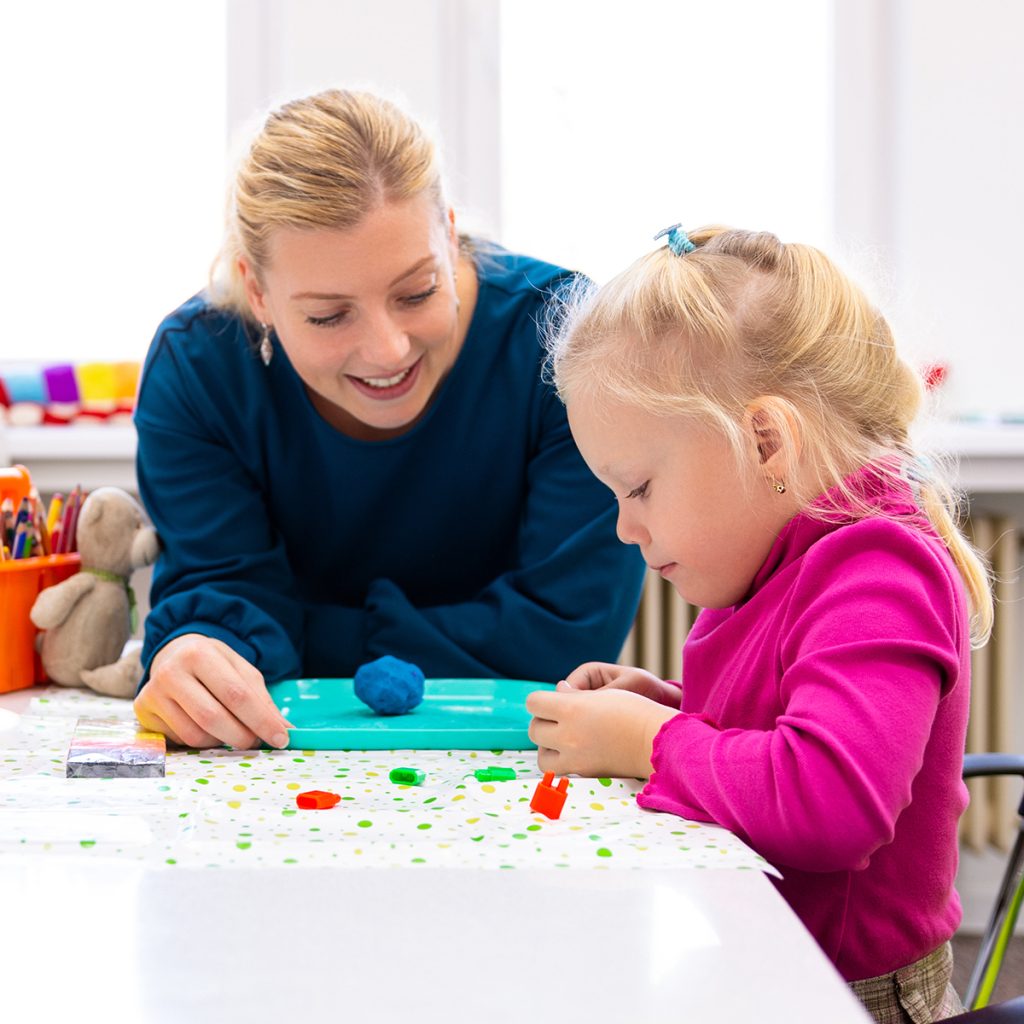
388, 255, 436, 287
290, 256, 437, 301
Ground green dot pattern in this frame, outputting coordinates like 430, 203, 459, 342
0, 685, 778, 875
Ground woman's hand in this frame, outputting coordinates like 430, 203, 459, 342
526, 687, 677, 779
134, 633, 292, 750
559, 661, 682, 707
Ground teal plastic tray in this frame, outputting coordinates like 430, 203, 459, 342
267, 677, 553, 750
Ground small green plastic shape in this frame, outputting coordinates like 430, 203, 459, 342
474, 767, 517, 782
389, 767, 425, 786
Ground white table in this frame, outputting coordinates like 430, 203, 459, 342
0, 688, 870, 1024
0, 861, 868, 1024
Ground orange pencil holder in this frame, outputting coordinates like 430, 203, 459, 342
0, 553, 81, 692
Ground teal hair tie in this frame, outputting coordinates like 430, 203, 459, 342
654, 223, 696, 256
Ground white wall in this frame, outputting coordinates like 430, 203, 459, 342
234, 0, 1024, 419
4, 0, 1021, 414
226, 0, 500, 237
834, 0, 1024, 419
500, 0, 832, 285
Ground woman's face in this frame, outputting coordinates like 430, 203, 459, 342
242, 194, 463, 438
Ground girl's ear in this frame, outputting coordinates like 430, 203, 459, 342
743, 396, 802, 482
238, 257, 269, 324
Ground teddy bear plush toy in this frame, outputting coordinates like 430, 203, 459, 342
30, 487, 160, 698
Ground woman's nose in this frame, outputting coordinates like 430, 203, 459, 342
359, 311, 411, 367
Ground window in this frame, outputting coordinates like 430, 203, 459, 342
500, 0, 832, 283
0, 2, 227, 362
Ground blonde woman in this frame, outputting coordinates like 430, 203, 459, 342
133, 89, 643, 751
528, 224, 992, 1022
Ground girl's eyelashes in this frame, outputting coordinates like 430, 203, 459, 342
626, 480, 649, 500
304, 284, 439, 327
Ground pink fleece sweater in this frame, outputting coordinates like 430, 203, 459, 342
638, 468, 971, 982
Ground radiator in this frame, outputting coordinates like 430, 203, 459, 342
618, 514, 1020, 851
963, 515, 1020, 851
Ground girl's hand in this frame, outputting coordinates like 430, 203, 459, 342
526, 687, 678, 779
558, 662, 682, 707
134, 633, 292, 750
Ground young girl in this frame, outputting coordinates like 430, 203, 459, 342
526, 224, 992, 1023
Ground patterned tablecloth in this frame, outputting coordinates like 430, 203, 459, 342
0, 686, 778, 875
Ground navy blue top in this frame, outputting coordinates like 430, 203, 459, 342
135, 246, 644, 685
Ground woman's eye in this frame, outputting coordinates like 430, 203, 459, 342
400, 284, 439, 307
626, 481, 649, 500
305, 310, 349, 327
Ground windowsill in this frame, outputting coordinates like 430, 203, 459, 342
0, 424, 138, 492
6, 420, 1024, 494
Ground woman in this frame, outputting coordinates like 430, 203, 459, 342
133, 89, 644, 750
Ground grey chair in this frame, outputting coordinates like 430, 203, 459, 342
943, 754, 1024, 1022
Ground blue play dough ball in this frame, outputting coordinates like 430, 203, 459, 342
353, 656, 426, 716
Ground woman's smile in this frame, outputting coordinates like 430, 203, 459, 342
347, 355, 423, 400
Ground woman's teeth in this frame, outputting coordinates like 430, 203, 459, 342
360, 367, 412, 388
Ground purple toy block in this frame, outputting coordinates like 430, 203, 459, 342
43, 363, 79, 403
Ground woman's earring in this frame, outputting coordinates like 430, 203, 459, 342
259, 322, 273, 366
771, 476, 786, 495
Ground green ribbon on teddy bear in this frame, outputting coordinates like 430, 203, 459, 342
83, 568, 138, 634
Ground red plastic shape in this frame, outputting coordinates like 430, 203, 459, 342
296, 789, 341, 810
530, 772, 570, 819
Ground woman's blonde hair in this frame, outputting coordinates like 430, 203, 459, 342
548, 226, 993, 645
209, 89, 446, 319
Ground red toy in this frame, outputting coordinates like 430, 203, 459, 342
922, 361, 949, 391
296, 789, 341, 810
530, 772, 570, 819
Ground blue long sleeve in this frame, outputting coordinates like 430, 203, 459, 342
136, 246, 644, 686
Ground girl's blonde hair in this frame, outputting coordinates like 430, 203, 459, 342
548, 226, 993, 645
209, 89, 446, 320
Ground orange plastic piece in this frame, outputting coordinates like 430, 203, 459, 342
530, 772, 570, 820
0, 465, 31, 508
295, 790, 341, 810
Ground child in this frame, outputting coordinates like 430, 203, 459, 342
526, 224, 992, 1023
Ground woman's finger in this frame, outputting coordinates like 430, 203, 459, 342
173, 680, 261, 750
158, 697, 226, 749
217, 642, 292, 728
136, 698, 219, 749
193, 647, 289, 748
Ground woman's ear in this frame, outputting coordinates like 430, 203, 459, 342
446, 206, 459, 258
743, 396, 802, 484
238, 257, 269, 324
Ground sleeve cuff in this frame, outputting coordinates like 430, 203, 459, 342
638, 712, 721, 823
138, 622, 258, 693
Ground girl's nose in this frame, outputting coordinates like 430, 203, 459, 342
616, 504, 648, 547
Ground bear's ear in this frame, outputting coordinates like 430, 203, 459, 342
80, 498, 103, 526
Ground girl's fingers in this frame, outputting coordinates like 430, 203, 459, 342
562, 663, 608, 690
528, 716, 560, 750
526, 689, 564, 720
536, 746, 565, 775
